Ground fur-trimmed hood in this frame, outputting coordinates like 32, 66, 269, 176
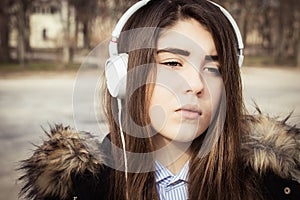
18, 126, 104, 199
241, 112, 300, 182
18, 113, 300, 199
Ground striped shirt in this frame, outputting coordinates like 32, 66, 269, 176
155, 161, 189, 200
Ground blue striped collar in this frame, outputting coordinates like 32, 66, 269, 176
155, 160, 189, 185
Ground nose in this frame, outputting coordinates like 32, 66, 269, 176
183, 65, 204, 97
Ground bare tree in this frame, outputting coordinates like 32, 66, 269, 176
292, 1, 300, 67
0, 0, 12, 62
273, 0, 300, 65
61, 0, 72, 64
69, 0, 100, 49
9, 0, 34, 66
110, 0, 138, 18
215, 0, 300, 66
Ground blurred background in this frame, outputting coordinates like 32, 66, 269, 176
0, 0, 300, 67
0, 0, 299, 199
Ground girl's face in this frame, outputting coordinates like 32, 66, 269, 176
149, 18, 223, 147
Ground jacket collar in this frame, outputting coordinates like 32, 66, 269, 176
18, 112, 300, 199
241, 111, 300, 182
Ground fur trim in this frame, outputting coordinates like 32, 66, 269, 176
18, 113, 300, 199
18, 125, 103, 200
241, 110, 300, 182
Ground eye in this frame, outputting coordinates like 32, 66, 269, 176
160, 61, 182, 68
203, 65, 221, 76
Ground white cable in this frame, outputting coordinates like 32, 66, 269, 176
117, 98, 128, 180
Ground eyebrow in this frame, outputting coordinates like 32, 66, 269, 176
157, 48, 219, 62
204, 55, 218, 61
157, 48, 190, 56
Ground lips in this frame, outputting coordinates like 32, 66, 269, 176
175, 104, 202, 120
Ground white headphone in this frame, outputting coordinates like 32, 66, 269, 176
104, 0, 244, 179
105, 0, 244, 100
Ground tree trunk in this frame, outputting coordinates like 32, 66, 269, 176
274, 2, 285, 64
17, 29, 25, 66
0, 10, 10, 62
237, 0, 250, 47
62, 0, 72, 64
24, 4, 31, 52
239, 8, 248, 46
83, 21, 90, 49
297, 39, 300, 67
16, 2, 26, 67
0, 0, 11, 63
74, 14, 79, 49
293, 1, 300, 67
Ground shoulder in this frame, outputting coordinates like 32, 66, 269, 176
18, 125, 112, 200
262, 171, 300, 200
72, 162, 112, 200
241, 111, 300, 200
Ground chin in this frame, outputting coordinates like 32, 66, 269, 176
172, 130, 203, 143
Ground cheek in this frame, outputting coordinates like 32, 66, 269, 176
149, 104, 166, 132
148, 85, 173, 132
204, 77, 224, 118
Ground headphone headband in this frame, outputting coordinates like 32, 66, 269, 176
111, 0, 151, 40
106, 0, 245, 98
207, 1, 244, 67
109, 0, 151, 57
207, 1, 244, 50
109, 0, 244, 67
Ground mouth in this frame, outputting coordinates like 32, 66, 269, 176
175, 105, 202, 120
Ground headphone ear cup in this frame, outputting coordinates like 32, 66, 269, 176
105, 53, 129, 98
238, 54, 244, 68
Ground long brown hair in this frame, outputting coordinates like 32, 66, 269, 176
104, 0, 263, 199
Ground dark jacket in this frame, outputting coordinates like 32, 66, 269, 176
18, 113, 300, 200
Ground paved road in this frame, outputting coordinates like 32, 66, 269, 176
0, 67, 299, 200
242, 67, 300, 124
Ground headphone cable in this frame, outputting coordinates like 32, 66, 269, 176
117, 98, 128, 181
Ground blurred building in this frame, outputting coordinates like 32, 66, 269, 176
10, 0, 84, 49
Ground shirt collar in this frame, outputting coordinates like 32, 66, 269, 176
155, 160, 189, 184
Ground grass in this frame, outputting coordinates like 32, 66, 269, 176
244, 56, 275, 66
244, 55, 298, 68
0, 61, 81, 74
0, 56, 297, 76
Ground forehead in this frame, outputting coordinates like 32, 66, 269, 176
158, 19, 217, 55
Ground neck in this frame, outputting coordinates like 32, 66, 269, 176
154, 135, 191, 175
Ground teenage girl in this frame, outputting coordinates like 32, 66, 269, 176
19, 1, 300, 200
